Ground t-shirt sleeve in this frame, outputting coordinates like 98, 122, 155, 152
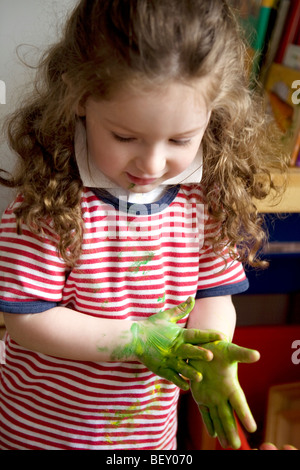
0, 197, 67, 314
196, 206, 249, 299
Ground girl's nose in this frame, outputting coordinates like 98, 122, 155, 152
135, 145, 166, 176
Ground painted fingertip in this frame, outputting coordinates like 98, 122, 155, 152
185, 297, 195, 309
231, 438, 241, 450
219, 437, 230, 449
253, 350, 260, 362
196, 372, 203, 382
246, 417, 257, 433
179, 297, 194, 312
213, 331, 228, 342
180, 382, 190, 391
179, 302, 188, 311
205, 350, 214, 361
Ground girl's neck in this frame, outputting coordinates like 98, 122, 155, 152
106, 185, 167, 204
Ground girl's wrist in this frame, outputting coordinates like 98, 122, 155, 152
109, 321, 142, 362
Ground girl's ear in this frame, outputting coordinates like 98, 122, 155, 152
61, 73, 86, 117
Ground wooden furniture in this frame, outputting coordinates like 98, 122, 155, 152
265, 382, 300, 449
0, 312, 5, 340
255, 168, 300, 213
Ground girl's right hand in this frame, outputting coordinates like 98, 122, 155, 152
127, 298, 224, 390
189, 340, 260, 449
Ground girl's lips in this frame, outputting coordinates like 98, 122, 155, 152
127, 173, 158, 186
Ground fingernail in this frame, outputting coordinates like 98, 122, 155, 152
220, 437, 229, 448
205, 350, 213, 361
180, 297, 194, 312
196, 373, 202, 382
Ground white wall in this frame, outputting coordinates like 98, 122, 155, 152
0, 0, 76, 216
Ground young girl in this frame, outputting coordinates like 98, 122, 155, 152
0, 0, 285, 450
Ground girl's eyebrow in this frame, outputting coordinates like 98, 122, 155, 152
104, 118, 207, 137
104, 118, 140, 134
172, 124, 208, 138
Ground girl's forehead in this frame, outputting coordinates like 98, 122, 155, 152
95, 78, 212, 112
85, 80, 211, 135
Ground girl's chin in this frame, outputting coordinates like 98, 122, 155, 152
124, 174, 163, 192
126, 181, 159, 193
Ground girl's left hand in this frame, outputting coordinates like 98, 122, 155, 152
129, 298, 224, 390
190, 340, 260, 449
259, 443, 297, 450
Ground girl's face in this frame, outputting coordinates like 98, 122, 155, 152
81, 81, 211, 193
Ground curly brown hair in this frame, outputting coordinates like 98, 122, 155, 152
0, 0, 288, 268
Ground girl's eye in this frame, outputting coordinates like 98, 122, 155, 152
112, 133, 136, 143
170, 139, 191, 147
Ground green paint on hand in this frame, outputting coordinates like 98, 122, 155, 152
189, 340, 260, 449
110, 325, 138, 361
109, 297, 223, 390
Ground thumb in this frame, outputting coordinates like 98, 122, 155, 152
228, 343, 260, 364
157, 297, 195, 323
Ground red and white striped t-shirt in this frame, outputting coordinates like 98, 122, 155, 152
0, 185, 248, 450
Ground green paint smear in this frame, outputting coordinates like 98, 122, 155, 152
110, 323, 140, 361
97, 346, 109, 353
130, 252, 155, 273
109, 298, 196, 388
111, 312, 179, 362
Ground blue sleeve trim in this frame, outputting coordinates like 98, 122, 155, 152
196, 279, 249, 299
0, 299, 58, 314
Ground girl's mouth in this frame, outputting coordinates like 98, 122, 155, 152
127, 173, 158, 186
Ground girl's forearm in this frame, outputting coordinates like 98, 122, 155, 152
3, 307, 137, 362
3, 300, 229, 389
3, 297, 236, 363
187, 296, 236, 341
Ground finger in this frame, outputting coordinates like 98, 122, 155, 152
198, 405, 216, 438
159, 367, 190, 391
228, 343, 260, 364
177, 343, 213, 361
218, 404, 241, 450
209, 406, 229, 449
173, 297, 195, 321
229, 388, 257, 433
259, 443, 278, 450
259, 443, 297, 451
183, 328, 224, 345
174, 359, 203, 383
157, 297, 195, 324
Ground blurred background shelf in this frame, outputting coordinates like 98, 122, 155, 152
255, 167, 300, 213
0, 312, 5, 339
